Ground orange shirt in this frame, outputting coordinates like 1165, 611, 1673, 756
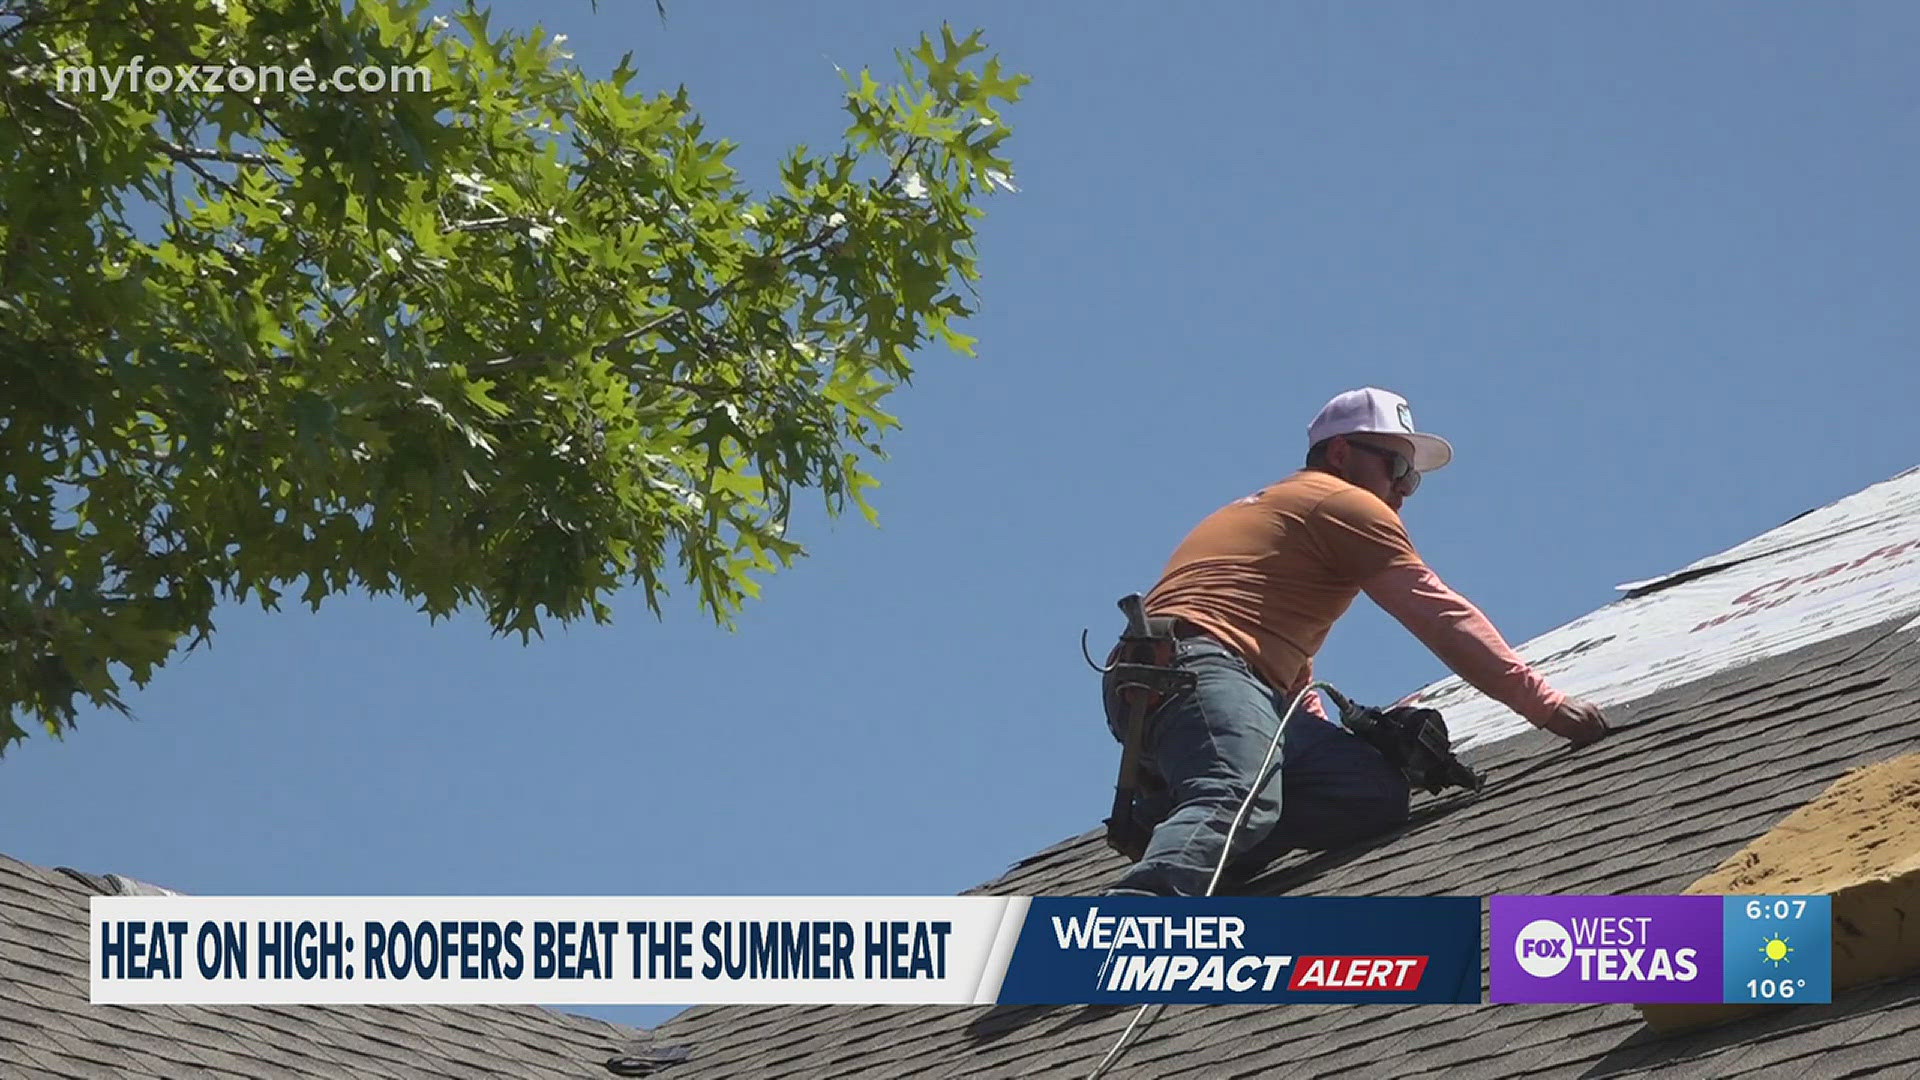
1144, 469, 1566, 726
1144, 470, 1421, 697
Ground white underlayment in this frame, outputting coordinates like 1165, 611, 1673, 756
1402, 466, 1920, 749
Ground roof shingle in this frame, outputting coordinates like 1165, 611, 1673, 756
0, 853, 643, 1079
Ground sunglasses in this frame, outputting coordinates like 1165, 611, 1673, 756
1344, 439, 1422, 495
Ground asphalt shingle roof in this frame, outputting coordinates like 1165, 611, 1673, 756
0, 853, 645, 1078
644, 616, 1920, 1078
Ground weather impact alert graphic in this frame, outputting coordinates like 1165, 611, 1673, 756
1490, 894, 1831, 1004
996, 897, 1482, 1005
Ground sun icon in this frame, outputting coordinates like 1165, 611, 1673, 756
1761, 935, 1793, 967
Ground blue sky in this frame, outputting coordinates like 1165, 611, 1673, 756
7, 2, 1918, 1031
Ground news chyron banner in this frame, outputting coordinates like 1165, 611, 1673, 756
91, 896, 1481, 1006
1491, 895, 1833, 1005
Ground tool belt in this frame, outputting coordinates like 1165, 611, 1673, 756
1102, 594, 1197, 861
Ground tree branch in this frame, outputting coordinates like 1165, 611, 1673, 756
164, 152, 239, 198
155, 140, 273, 167
479, 353, 734, 398
478, 139, 925, 380
316, 270, 384, 339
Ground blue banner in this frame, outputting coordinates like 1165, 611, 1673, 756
995, 897, 1481, 1005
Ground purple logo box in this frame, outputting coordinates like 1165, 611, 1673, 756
1491, 896, 1724, 1004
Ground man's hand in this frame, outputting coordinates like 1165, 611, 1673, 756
1536, 698, 1610, 746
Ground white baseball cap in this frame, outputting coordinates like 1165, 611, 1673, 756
1307, 387, 1454, 472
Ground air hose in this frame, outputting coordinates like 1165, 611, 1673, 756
1084, 679, 1344, 1080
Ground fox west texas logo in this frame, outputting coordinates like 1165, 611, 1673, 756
1515, 915, 1699, 983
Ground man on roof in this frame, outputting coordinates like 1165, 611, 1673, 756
1104, 387, 1609, 897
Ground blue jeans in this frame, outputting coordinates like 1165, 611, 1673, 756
1104, 634, 1411, 897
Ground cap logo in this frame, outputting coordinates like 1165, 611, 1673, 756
1396, 403, 1414, 432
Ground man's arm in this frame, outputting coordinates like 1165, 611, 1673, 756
1363, 562, 1608, 744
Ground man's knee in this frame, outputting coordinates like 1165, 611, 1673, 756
1257, 765, 1409, 855
1371, 778, 1412, 832
1345, 752, 1412, 833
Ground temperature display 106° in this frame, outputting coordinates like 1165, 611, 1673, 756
1723, 895, 1831, 1005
